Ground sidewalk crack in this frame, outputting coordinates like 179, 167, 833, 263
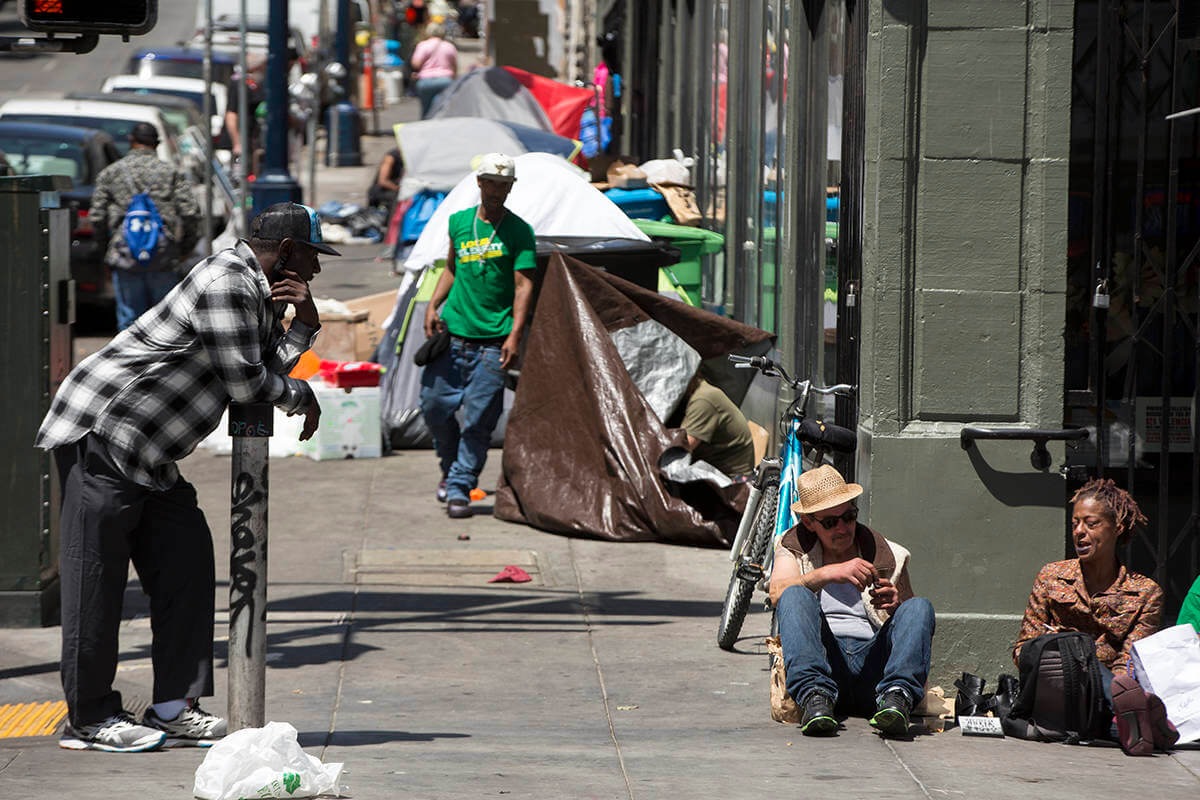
568, 538, 635, 800
884, 739, 933, 799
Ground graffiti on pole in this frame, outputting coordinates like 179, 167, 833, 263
229, 468, 266, 658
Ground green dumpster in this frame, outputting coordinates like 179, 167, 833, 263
632, 219, 725, 307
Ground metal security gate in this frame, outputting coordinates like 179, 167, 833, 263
1068, 0, 1200, 614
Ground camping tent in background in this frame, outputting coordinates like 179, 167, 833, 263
399, 152, 649, 276
494, 253, 775, 546
501, 66, 595, 140
426, 67, 554, 130
377, 152, 690, 450
395, 118, 580, 192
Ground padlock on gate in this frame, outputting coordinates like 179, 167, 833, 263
1093, 278, 1110, 310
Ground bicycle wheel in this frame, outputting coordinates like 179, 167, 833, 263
717, 479, 779, 650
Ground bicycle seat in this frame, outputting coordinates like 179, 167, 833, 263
797, 419, 857, 453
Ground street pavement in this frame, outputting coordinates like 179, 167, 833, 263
3, 22, 1200, 800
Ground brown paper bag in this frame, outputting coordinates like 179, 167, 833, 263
766, 636, 801, 723
651, 182, 701, 226
606, 161, 648, 189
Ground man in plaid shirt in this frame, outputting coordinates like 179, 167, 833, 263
36, 203, 338, 752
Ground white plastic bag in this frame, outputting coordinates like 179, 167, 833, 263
193, 721, 344, 800
639, 148, 696, 186
1130, 624, 1200, 743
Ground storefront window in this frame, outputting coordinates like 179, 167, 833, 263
823, 4, 846, 384
757, 0, 788, 335
701, 1, 730, 310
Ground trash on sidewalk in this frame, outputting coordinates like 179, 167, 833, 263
316, 201, 386, 243
317, 359, 386, 390
297, 383, 382, 461
487, 565, 532, 583
193, 721, 344, 800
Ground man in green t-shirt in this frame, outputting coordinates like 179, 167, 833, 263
680, 372, 755, 476
420, 153, 537, 519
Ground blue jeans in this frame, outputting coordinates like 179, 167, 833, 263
419, 339, 506, 502
778, 584, 935, 714
112, 268, 179, 331
416, 76, 453, 117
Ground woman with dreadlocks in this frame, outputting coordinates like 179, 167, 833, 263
1013, 478, 1176, 755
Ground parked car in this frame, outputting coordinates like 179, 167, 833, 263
100, 75, 229, 147
0, 98, 178, 164
66, 91, 235, 227
67, 90, 211, 148
0, 121, 121, 308
125, 47, 238, 88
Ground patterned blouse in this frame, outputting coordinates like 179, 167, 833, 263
1013, 560, 1162, 674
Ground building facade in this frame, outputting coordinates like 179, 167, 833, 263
608, 0, 1200, 683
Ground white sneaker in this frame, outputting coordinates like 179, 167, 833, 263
142, 703, 227, 747
59, 711, 167, 752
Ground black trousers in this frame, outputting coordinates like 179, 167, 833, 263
55, 434, 215, 727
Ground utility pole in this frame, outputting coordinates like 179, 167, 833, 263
326, 0, 362, 166
226, 403, 273, 731
250, 0, 303, 214
201, 0, 213, 253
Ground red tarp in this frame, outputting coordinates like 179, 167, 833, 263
502, 66, 594, 140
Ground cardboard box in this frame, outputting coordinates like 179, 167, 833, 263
310, 310, 370, 363
343, 290, 397, 362
297, 384, 382, 461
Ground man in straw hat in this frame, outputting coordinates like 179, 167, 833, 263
768, 465, 935, 737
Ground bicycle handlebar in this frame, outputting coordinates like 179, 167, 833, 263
727, 354, 855, 397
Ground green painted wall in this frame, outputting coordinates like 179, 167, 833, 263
858, 0, 1075, 685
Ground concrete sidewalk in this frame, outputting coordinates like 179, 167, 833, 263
10, 37, 1200, 800
1, 446, 1199, 799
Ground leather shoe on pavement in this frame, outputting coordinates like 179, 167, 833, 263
870, 687, 912, 737
447, 498, 472, 518
799, 691, 837, 736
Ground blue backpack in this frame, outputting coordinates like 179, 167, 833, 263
119, 174, 167, 269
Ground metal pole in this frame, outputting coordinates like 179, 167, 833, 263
202, 0, 214, 254
249, 0, 304, 210
309, 0, 327, 198
227, 402, 273, 732
238, 0, 250, 235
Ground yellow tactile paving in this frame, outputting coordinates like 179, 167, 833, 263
0, 701, 68, 738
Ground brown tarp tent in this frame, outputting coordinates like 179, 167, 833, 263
494, 253, 775, 547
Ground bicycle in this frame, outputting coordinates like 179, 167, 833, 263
716, 354, 856, 651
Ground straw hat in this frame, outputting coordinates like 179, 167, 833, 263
790, 464, 863, 515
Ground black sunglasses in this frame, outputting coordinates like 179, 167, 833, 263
811, 507, 858, 530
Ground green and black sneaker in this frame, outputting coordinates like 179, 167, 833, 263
870, 687, 912, 737
799, 691, 838, 735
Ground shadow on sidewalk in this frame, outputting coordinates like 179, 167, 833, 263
0, 587, 727, 679
297, 730, 470, 747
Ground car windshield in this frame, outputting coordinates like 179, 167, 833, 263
0, 115, 160, 157
114, 87, 209, 114
0, 135, 86, 182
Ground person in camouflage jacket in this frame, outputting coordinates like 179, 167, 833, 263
89, 122, 201, 330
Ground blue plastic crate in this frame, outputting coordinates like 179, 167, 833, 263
604, 187, 669, 220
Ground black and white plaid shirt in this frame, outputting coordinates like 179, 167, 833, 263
36, 241, 317, 489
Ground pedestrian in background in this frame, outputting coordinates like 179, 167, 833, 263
420, 154, 535, 519
36, 203, 334, 753
89, 122, 200, 331
410, 21, 458, 117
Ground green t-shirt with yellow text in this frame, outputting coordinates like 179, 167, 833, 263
439, 206, 537, 339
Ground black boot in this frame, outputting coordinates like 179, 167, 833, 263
954, 672, 995, 717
